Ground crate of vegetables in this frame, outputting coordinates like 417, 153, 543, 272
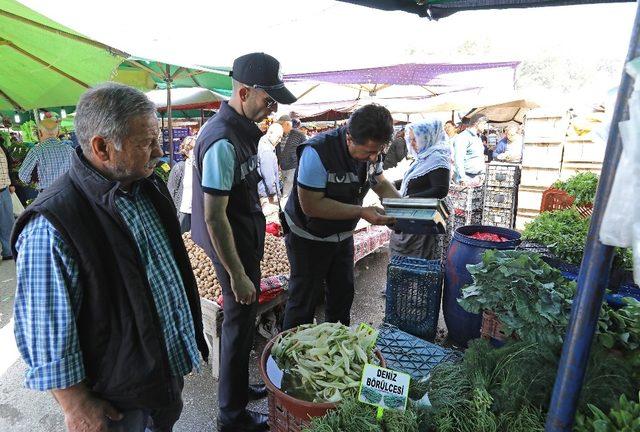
260, 323, 385, 432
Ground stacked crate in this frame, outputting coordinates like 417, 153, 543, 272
448, 184, 485, 230
560, 134, 605, 180
482, 163, 521, 229
516, 109, 568, 231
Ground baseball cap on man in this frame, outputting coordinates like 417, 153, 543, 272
230, 52, 297, 105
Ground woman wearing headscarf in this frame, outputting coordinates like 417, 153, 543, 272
389, 118, 451, 259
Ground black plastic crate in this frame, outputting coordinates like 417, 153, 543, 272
484, 186, 517, 210
385, 257, 443, 341
482, 205, 515, 229
486, 163, 521, 188
376, 324, 461, 380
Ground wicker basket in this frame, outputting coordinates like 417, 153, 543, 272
480, 311, 517, 342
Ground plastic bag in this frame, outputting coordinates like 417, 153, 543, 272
599, 57, 640, 285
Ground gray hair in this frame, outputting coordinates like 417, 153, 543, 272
74, 82, 157, 152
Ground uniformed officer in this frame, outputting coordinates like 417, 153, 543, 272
191, 52, 296, 432
282, 104, 400, 330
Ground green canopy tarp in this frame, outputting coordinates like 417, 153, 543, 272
0, 0, 128, 111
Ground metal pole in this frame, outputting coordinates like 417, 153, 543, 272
545, 3, 640, 431
200, 108, 204, 128
166, 64, 174, 167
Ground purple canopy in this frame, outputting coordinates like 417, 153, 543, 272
284, 62, 520, 87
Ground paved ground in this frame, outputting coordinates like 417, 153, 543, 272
0, 248, 392, 432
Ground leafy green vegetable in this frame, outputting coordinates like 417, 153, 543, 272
459, 249, 640, 361
523, 206, 633, 272
459, 250, 576, 345
575, 392, 640, 432
522, 208, 589, 266
426, 340, 638, 432
303, 397, 420, 432
154, 162, 170, 183
271, 322, 379, 403
552, 172, 599, 206
598, 297, 640, 352
20, 120, 38, 144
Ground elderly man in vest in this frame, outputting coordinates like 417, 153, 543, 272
282, 104, 400, 330
191, 52, 296, 432
12, 83, 208, 432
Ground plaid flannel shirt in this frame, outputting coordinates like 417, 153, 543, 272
14, 186, 201, 390
18, 138, 75, 189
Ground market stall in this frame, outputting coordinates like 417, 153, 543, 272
182, 224, 392, 379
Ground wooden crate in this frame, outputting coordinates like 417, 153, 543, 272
560, 161, 603, 180
200, 292, 289, 379
521, 142, 564, 169
517, 186, 545, 213
523, 109, 568, 141
563, 137, 606, 164
520, 167, 561, 188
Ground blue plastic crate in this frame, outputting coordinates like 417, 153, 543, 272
385, 257, 443, 341
375, 324, 460, 380
606, 283, 640, 308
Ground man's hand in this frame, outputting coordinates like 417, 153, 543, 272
60, 391, 122, 432
9, 186, 15, 194
230, 272, 257, 305
360, 206, 396, 226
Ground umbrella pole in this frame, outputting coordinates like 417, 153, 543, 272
166, 65, 174, 167
200, 108, 204, 128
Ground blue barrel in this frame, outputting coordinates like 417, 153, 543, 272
443, 225, 521, 347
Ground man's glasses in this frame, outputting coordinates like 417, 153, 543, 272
244, 85, 277, 109
265, 96, 277, 109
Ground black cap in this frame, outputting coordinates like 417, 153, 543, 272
230, 52, 297, 105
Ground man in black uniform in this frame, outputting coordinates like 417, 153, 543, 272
191, 52, 296, 432
282, 104, 400, 330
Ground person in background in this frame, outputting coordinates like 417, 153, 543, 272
383, 127, 408, 170
18, 112, 75, 192
278, 115, 307, 199
493, 124, 524, 163
167, 136, 197, 233
258, 123, 284, 208
0, 134, 18, 260
282, 104, 399, 330
390, 119, 450, 260
191, 52, 296, 432
444, 120, 458, 140
452, 114, 487, 185
481, 132, 494, 163
443, 120, 458, 174
12, 82, 208, 432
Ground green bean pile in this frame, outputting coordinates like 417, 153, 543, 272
271, 322, 379, 403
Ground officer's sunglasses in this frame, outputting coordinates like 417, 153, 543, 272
244, 85, 278, 109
